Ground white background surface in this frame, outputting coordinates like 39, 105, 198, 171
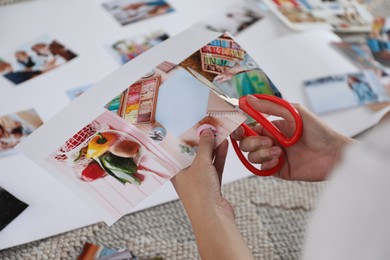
1, 0, 389, 251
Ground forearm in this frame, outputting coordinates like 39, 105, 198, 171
184, 203, 255, 260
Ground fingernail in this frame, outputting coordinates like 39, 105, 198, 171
270, 147, 282, 157
247, 95, 257, 102
197, 124, 218, 137
233, 126, 244, 136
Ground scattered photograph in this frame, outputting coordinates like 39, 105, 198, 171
102, 0, 175, 26
303, 70, 390, 114
265, 0, 371, 32
197, 2, 263, 36
332, 41, 390, 111
78, 242, 119, 260
0, 186, 28, 231
317, 1, 372, 32
0, 35, 77, 85
272, 0, 326, 24
0, 109, 43, 158
367, 16, 390, 66
332, 41, 384, 71
78, 242, 161, 260
109, 30, 169, 64
66, 84, 92, 101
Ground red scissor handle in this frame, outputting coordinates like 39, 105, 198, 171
230, 94, 303, 176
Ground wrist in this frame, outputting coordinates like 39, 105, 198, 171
181, 195, 235, 223
185, 202, 254, 260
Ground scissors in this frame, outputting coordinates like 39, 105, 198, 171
187, 67, 303, 176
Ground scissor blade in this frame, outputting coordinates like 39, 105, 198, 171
186, 67, 238, 107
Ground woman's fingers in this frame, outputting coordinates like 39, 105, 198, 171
239, 136, 273, 152
260, 158, 280, 170
230, 125, 245, 141
246, 95, 295, 122
247, 146, 283, 164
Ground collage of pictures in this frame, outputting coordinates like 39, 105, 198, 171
43, 33, 288, 218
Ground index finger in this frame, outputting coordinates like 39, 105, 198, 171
246, 95, 295, 122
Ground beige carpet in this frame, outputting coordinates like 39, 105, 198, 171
0, 0, 388, 259
0, 176, 325, 259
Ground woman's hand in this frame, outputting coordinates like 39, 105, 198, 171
231, 95, 356, 181
172, 128, 234, 219
172, 128, 254, 260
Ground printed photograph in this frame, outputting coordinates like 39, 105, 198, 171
303, 70, 390, 114
47, 110, 182, 217
0, 109, 43, 158
197, 2, 263, 36
179, 34, 282, 100
318, 2, 372, 32
273, 0, 326, 24
0, 35, 77, 85
105, 61, 180, 125
102, 0, 175, 26
332, 41, 390, 111
49, 112, 178, 185
332, 41, 384, 71
109, 30, 169, 64
367, 16, 390, 66
0, 186, 28, 231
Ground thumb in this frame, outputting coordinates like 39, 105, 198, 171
195, 128, 216, 162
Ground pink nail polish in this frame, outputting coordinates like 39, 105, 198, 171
197, 124, 218, 137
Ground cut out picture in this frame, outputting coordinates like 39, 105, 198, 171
0, 186, 28, 231
0, 109, 43, 158
304, 70, 390, 114
179, 34, 282, 100
197, 2, 263, 36
66, 84, 92, 101
0, 35, 77, 85
102, 0, 175, 26
367, 16, 390, 67
109, 30, 169, 64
